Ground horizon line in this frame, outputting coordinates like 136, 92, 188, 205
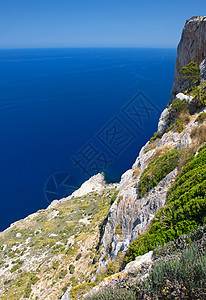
0, 46, 176, 50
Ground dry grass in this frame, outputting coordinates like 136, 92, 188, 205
190, 124, 206, 146
132, 168, 141, 178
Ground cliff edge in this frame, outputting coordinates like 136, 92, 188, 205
170, 16, 206, 101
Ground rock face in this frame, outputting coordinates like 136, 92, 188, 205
97, 105, 206, 274
170, 16, 206, 101
200, 58, 206, 81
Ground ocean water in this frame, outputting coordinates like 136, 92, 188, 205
0, 48, 176, 231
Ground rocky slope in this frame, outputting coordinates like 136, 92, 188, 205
170, 16, 206, 100
96, 102, 206, 275
0, 184, 118, 299
0, 15, 205, 300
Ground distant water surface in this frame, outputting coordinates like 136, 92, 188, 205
0, 48, 176, 231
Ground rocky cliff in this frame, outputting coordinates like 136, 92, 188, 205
170, 16, 206, 100
0, 16, 206, 300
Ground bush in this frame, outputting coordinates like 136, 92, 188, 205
180, 62, 200, 89
190, 124, 206, 145
52, 260, 59, 270
191, 84, 206, 107
75, 253, 82, 261
150, 131, 163, 143
24, 282, 32, 298
110, 190, 119, 205
10, 264, 20, 273
137, 149, 180, 198
69, 264, 75, 274
124, 148, 206, 265
147, 243, 206, 299
85, 287, 136, 300
195, 112, 206, 123
59, 269, 67, 279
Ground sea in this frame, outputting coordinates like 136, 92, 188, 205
0, 48, 176, 231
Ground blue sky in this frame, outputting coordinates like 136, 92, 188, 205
0, 0, 205, 48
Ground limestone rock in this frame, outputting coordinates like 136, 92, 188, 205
200, 58, 206, 81
157, 108, 169, 133
47, 173, 112, 209
176, 92, 193, 102
170, 16, 206, 101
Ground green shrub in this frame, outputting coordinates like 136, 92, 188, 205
138, 149, 180, 198
24, 282, 32, 298
85, 287, 136, 300
150, 131, 163, 143
30, 274, 39, 285
52, 260, 59, 270
70, 282, 96, 299
147, 243, 206, 299
69, 264, 75, 274
110, 190, 119, 205
115, 223, 122, 235
195, 112, 206, 123
180, 62, 200, 89
59, 269, 67, 279
166, 117, 190, 133
10, 264, 20, 273
75, 253, 82, 261
191, 84, 206, 107
16, 278, 24, 287
124, 148, 206, 265
107, 261, 116, 276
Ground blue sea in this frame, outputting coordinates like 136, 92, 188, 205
0, 48, 176, 231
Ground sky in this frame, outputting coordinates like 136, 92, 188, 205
0, 0, 205, 48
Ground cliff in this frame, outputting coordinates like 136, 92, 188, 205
170, 16, 206, 100
0, 16, 205, 300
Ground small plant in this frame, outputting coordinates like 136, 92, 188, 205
10, 264, 20, 273
59, 268, 67, 279
110, 190, 119, 205
69, 264, 75, 274
52, 260, 59, 270
190, 124, 206, 145
150, 131, 163, 143
115, 222, 122, 235
75, 253, 82, 261
132, 168, 141, 178
85, 287, 136, 300
30, 274, 39, 285
195, 112, 206, 123
24, 282, 32, 298
190, 83, 206, 107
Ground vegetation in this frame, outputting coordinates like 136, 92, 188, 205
195, 112, 206, 123
146, 243, 206, 299
190, 81, 206, 107
137, 149, 180, 198
124, 148, 206, 264
167, 97, 190, 127
149, 131, 163, 143
87, 240, 206, 300
180, 62, 200, 89
86, 286, 136, 300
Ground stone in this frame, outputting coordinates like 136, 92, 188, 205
176, 93, 193, 102
170, 16, 206, 101
200, 58, 206, 81
157, 108, 169, 133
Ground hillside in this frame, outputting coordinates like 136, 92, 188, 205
0, 16, 206, 300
